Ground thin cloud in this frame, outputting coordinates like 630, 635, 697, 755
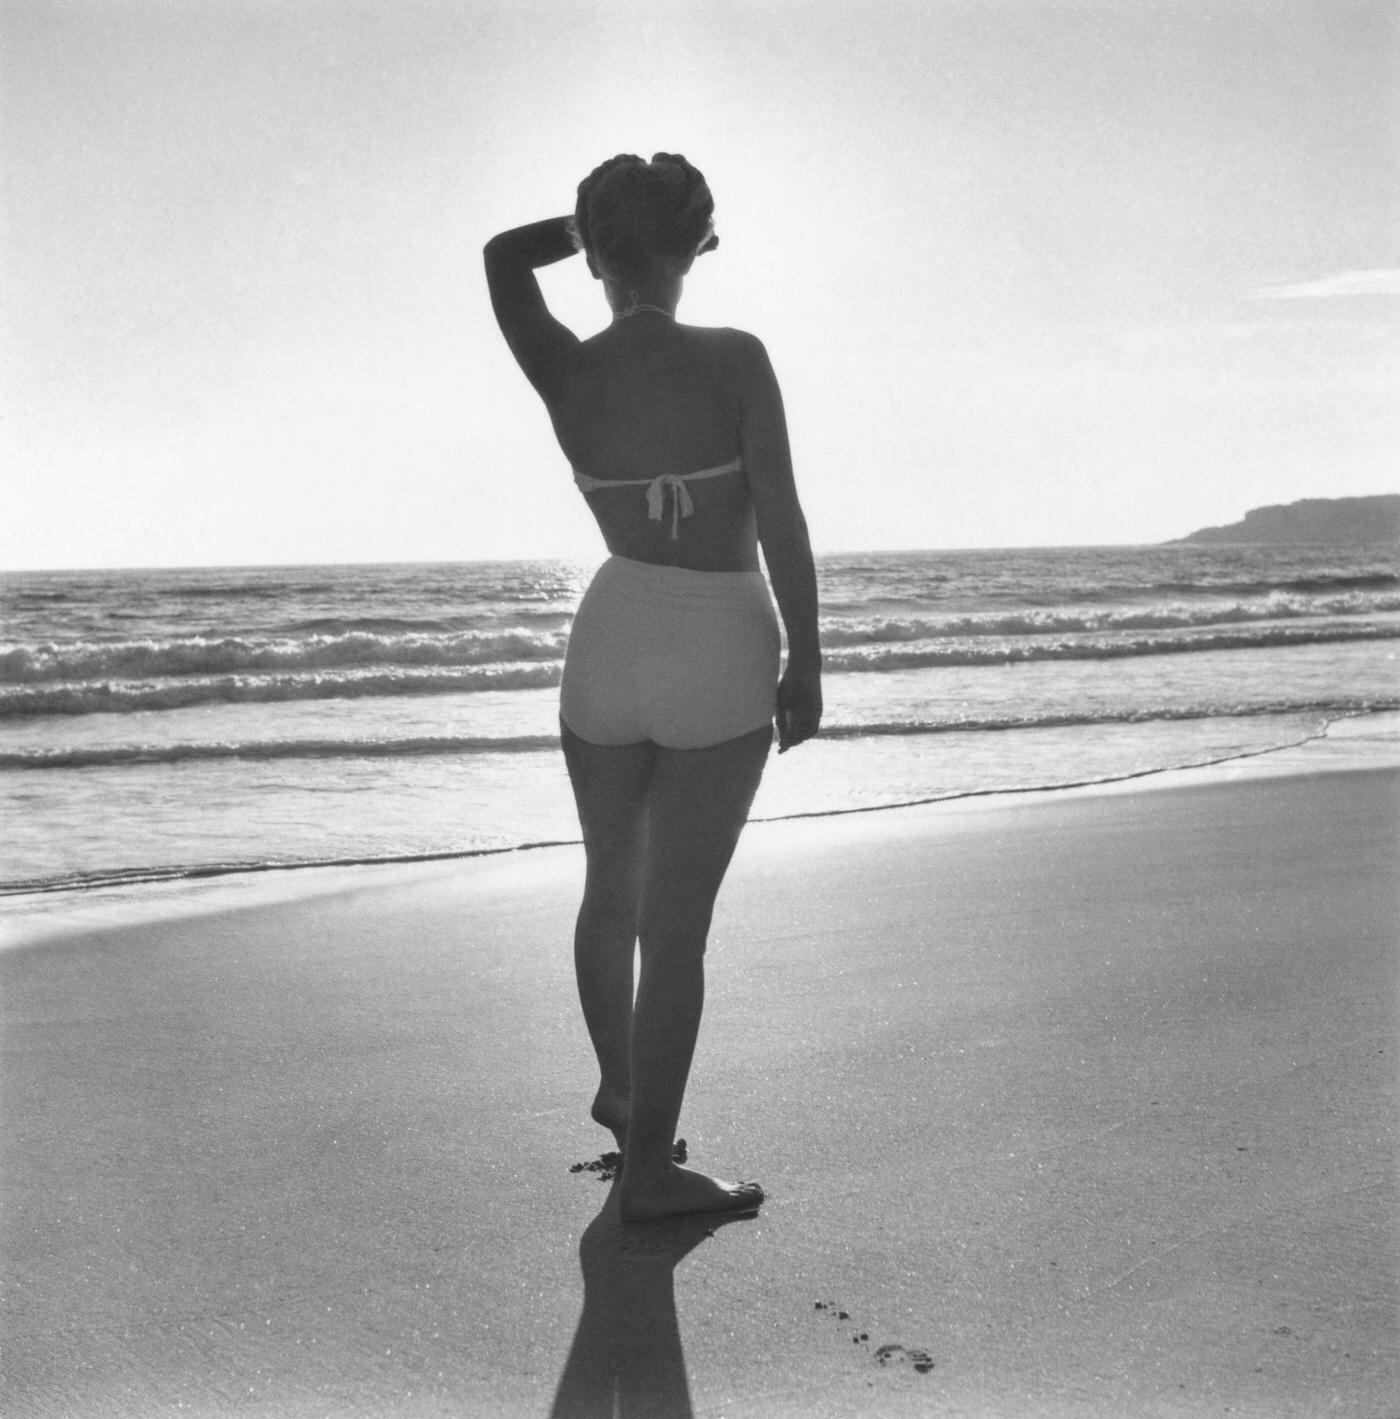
1247, 269, 1400, 300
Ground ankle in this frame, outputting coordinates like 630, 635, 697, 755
621, 1146, 680, 1182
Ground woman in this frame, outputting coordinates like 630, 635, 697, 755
484, 153, 821, 1221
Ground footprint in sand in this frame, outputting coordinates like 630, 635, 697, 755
569, 1150, 623, 1180
875, 1342, 936, 1374
814, 1301, 934, 1375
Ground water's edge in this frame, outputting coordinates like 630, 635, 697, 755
5, 707, 1388, 901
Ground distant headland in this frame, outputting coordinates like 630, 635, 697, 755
1169, 495, 1400, 545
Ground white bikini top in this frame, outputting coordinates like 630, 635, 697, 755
572, 457, 744, 539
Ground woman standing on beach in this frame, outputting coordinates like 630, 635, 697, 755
484, 153, 821, 1221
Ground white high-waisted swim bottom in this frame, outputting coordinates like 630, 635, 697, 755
560, 555, 780, 749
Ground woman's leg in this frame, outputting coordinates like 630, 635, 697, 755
619, 722, 773, 1221
560, 720, 656, 1147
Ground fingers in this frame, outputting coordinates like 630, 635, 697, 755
776, 707, 821, 754
776, 670, 822, 753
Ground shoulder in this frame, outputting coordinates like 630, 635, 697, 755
678, 325, 772, 381
699, 324, 765, 355
701, 328, 780, 405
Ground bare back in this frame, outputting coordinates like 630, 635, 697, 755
546, 319, 761, 572
483, 218, 805, 585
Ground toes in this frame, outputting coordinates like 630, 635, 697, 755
619, 1169, 766, 1222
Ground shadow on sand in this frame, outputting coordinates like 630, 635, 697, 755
549, 1185, 758, 1418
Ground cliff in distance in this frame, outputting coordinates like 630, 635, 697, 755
1170, 495, 1400, 545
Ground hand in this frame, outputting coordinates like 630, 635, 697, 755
776, 660, 822, 753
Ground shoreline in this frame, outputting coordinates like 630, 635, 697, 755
2, 731, 1395, 1415
3, 708, 1396, 949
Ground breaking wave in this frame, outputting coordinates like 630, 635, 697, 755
4, 697, 1394, 770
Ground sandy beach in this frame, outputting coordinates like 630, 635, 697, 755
2, 735, 1397, 1418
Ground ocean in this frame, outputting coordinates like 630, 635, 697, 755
2, 545, 1397, 900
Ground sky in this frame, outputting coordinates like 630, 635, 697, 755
2, 0, 1396, 569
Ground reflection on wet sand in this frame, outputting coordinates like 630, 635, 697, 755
549, 1185, 758, 1419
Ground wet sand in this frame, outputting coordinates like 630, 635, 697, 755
2, 744, 1397, 1417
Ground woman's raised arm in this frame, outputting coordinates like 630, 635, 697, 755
483, 218, 581, 399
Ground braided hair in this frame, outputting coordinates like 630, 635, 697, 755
568, 152, 717, 274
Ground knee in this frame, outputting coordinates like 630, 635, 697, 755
579, 885, 639, 933
636, 902, 712, 962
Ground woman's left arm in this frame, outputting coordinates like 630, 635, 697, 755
483, 218, 581, 400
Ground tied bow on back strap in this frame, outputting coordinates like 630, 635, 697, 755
646, 474, 695, 539
571, 458, 744, 539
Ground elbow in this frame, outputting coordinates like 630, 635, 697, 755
759, 502, 810, 542
758, 510, 813, 562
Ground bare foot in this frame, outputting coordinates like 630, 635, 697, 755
590, 1087, 629, 1151
619, 1163, 764, 1223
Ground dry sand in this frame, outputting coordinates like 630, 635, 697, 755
2, 744, 1397, 1417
